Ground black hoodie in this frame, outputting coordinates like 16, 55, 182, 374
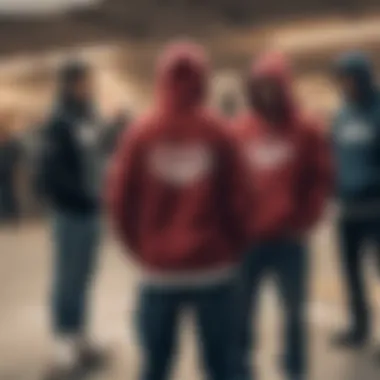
37, 90, 104, 215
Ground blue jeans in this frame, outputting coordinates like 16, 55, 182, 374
51, 211, 100, 334
238, 239, 308, 379
136, 280, 239, 380
338, 216, 380, 338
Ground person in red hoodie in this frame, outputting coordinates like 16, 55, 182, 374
233, 53, 332, 380
107, 41, 254, 380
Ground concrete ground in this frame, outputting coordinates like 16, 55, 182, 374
0, 219, 379, 380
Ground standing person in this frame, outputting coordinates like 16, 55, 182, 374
107, 41, 254, 380
330, 52, 380, 351
38, 61, 107, 379
233, 53, 331, 380
0, 121, 21, 225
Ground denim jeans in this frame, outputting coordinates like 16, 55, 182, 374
338, 216, 380, 339
0, 181, 18, 223
136, 280, 239, 380
238, 239, 308, 379
51, 211, 100, 335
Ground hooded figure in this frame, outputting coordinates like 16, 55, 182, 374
232, 52, 332, 380
332, 52, 380, 203
331, 52, 380, 350
235, 52, 331, 240
107, 41, 254, 380
335, 52, 378, 109
38, 60, 107, 379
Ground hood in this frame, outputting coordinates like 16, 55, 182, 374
156, 41, 209, 113
247, 52, 296, 123
335, 52, 378, 108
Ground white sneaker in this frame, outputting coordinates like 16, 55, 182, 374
76, 337, 110, 371
44, 337, 80, 380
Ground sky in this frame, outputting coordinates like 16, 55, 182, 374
0, 0, 100, 14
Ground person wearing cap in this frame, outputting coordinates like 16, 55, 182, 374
37, 60, 107, 379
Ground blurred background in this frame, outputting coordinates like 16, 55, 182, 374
0, 1, 380, 380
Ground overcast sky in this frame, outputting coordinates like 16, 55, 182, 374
0, 0, 101, 14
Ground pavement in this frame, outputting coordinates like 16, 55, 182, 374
0, 219, 379, 380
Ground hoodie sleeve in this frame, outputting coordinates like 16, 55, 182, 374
295, 122, 333, 231
106, 126, 143, 254
218, 128, 255, 251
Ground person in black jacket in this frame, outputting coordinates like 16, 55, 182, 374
38, 61, 107, 379
330, 53, 380, 352
0, 124, 21, 224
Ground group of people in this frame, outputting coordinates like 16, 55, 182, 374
35, 41, 380, 380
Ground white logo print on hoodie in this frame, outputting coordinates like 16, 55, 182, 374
245, 139, 294, 171
339, 121, 374, 145
149, 143, 214, 186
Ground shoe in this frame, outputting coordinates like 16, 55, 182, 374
44, 339, 80, 380
43, 365, 81, 380
331, 329, 367, 349
77, 341, 110, 372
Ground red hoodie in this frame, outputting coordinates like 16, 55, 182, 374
233, 53, 332, 241
107, 42, 254, 283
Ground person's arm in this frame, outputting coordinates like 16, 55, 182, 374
295, 123, 334, 231
106, 126, 143, 254
218, 129, 255, 251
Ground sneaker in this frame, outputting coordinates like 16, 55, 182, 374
331, 329, 367, 349
44, 339, 80, 380
77, 341, 109, 372
44, 365, 80, 380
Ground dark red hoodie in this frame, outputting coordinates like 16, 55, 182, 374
233, 53, 332, 241
107, 42, 254, 284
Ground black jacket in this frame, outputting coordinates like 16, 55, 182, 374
37, 102, 104, 215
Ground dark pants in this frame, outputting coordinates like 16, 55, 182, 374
338, 216, 380, 338
137, 280, 238, 380
239, 239, 308, 379
0, 180, 18, 223
51, 211, 100, 335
